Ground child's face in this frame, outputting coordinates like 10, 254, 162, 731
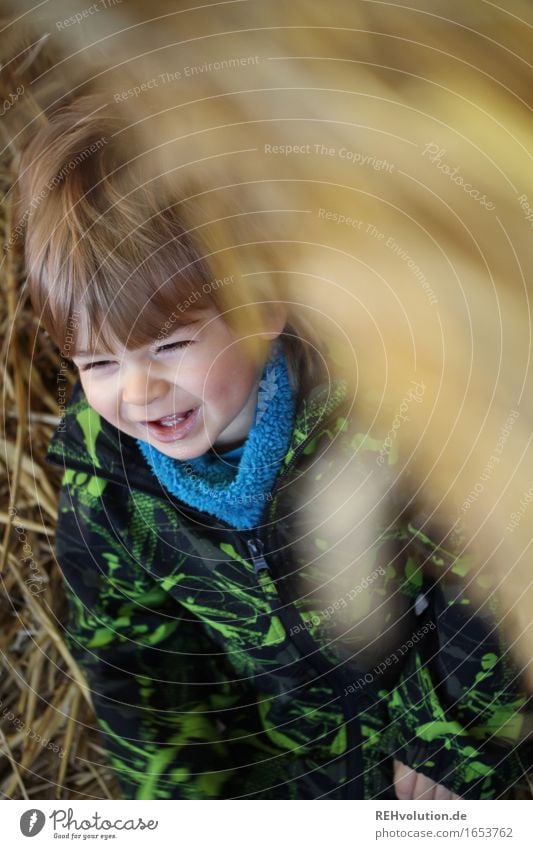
72, 308, 281, 460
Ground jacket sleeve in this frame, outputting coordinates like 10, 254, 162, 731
55, 470, 256, 800
382, 517, 532, 799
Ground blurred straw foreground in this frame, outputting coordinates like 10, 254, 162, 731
1, 0, 533, 798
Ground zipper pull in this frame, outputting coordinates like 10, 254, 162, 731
247, 538, 270, 573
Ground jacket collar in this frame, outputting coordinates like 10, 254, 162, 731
45, 378, 349, 498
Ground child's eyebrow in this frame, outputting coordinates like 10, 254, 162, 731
71, 349, 108, 358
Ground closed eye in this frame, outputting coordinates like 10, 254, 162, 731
155, 340, 193, 354
79, 360, 113, 372
78, 340, 193, 370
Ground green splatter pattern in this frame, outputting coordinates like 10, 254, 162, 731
46, 379, 531, 799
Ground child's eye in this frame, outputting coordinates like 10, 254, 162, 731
155, 340, 193, 354
79, 360, 113, 372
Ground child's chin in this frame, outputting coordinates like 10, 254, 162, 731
150, 437, 209, 461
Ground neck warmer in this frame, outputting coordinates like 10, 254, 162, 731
136, 344, 296, 529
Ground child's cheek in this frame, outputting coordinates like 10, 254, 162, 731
80, 374, 118, 425
79, 374, 97, 407
203, 369, 235, 409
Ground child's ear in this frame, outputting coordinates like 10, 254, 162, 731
258, 303, 287, 340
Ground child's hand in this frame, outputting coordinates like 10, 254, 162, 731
393, 759, 460, 800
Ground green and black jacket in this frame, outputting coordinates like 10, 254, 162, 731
46, 378, 531, 799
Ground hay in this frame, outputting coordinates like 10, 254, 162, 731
0, 151, 120, 800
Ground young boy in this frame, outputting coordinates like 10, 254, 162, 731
17, 97, 531, 799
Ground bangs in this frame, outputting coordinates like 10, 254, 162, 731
18, 98, 220, 357
19, 97, 324, 395
70, 249, 214, 358
39, 224, 216, 358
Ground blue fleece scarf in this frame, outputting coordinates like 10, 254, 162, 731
136, 344, 296, 529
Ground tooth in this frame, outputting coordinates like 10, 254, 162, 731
159, 413, 186, 426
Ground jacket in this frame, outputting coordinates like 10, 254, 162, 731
45, 377, 531, 799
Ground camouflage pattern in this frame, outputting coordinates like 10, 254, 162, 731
46, 379, 531, 799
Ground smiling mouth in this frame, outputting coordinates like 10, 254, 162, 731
142, 407, 200, 442
155, 411, 192, 426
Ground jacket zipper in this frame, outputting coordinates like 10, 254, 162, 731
246, 538, 270, 573
247, 398, 364, 799
249, 392, 366, 798
246, 532, 366, 800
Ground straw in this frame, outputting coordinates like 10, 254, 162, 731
0, 155, 119, 800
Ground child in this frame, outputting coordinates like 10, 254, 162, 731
17, 99, 530, 800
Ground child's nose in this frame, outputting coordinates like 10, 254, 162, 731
121, 367, 167, 408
